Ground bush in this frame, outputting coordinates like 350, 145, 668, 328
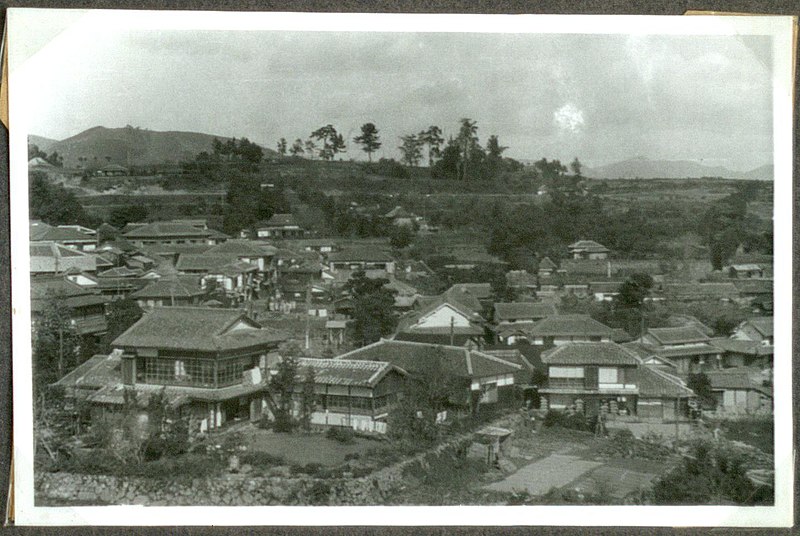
344, 452, 361, 462
542, 410, 590, 432
307, 481, 331, 505
325, 426, 355, 444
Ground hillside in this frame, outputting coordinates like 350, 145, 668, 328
739, 164, 773, 182
27, 126, 277, 167
28, 135, 58, 153
584, 157, 740, 180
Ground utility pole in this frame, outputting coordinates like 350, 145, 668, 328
449, 316, 455, 346
305, 282, 312, 351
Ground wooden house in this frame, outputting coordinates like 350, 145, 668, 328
639, 326, 722, 376
105, 307, 287, 432
539, 342, 641, 417
256, 213, 305, 239
30, 241, 97, 276
327, 246, 395, 274
731, 317, 773, 345
705, 368, 772, 415
123, 221, 213, 248
522, 314, 614, 346
290, 358, 408, 434
337, 339, 522, 410
567, 240, 610, 260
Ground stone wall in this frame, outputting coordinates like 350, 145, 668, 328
35, 433, 478, 506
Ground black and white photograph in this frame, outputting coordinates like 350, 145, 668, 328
7, 9, 795, 527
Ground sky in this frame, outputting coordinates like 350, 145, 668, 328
16, 17, 775, 172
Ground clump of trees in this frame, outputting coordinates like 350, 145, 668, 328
29, 143, 64, 167
310, 124, 347, 161
344, 270, 398, 347
29, 172, 95, 227
181, 136, 264, 182
222, 172, 289, 235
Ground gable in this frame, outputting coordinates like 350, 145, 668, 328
414, 303, 473, 329
223, 318, 262, 334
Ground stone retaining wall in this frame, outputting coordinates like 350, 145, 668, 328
35, 428, 489, 506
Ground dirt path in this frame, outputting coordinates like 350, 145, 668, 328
484, 453, 603, 496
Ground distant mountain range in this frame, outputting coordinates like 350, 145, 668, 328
583, 157, 773, 181
28, 126, 277, 167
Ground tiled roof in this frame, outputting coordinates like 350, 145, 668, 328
506, 270, 538, 287
494, 302, 557, 322
706, 368, 772, 395
206, 239, 277, 257
541, 342, 642, 366
449, 283, 492, 300
663, 283, 739, 300
30, 222, 95, 242
710, 338, 774, 356
589, 282, 623, 294
731, 279, 773, 295
260, 213, 299, 227
97, 266, 143, 278
53, 353, 121, 390
130, 278, 205, 299
74, 315, 109, 335
176, 254, 238, 272
89, 381, 267, 406
648, 344, 721, 359
328, 246, 394, 262
638, 366, 695, 398
296, 358, 404, 388
398, 298, 484, 333
384, 206, 416, 219
568, 240, 609, 252
664, 315, 714, 336
645, 326, 710, 345
538, 257, 557, 270
112, 307, 286, 352
526, 314, 614, 337
123, 222, 211, 238
337, 339, 521, 380
30, 242, 97, 274
743, 317, 773, 338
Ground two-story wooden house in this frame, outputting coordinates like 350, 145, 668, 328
522, 314, 615, 346
539, 342, 641, 417
107, 307, 287, 432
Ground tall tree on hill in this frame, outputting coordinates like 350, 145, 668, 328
457, 118, 479, 180
353, 123, 382, 162
311, 125, 346, 161
304, 139, 317, 160
344, 270, 398, 347
290, 139, 305, 157
102, 298, 143, 351
418, 126, 444, 168
276, 138, 288, 156
570, 157, 583, 178
398, 134, 423, 167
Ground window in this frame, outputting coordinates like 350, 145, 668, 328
598, 367, 618, 384
550, 367, 584, 378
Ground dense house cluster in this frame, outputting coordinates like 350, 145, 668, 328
38, 214, 775, 437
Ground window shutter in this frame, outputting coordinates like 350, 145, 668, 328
585, 366, 599, 389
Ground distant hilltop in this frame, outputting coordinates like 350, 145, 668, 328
28, 126, 277, 168
582, 157, 772, 181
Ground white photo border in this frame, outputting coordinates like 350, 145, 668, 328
7, 8, 795, 527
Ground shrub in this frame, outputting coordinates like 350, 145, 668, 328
307, 481, 331, 505
542, 410, 590, 432
344, 452, 361, 462
325, 426, 355, 444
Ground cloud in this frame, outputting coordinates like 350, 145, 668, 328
553, 104, 585, 134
